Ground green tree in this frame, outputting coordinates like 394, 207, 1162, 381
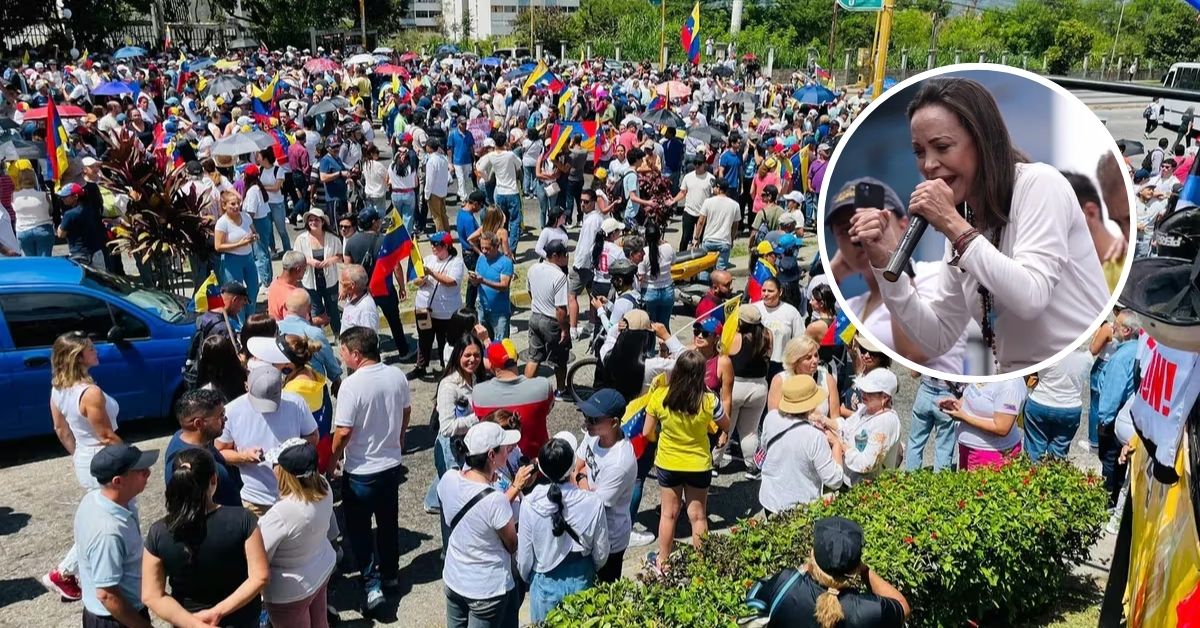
1045, 18, 1097, 74
889, 8, 935, 54
510, 7, 580, 52
211, 0, 411, 48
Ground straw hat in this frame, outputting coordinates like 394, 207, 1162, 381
778, 374, 826, 415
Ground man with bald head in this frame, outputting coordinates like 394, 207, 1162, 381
267, 251, 307, 321
277, 289, 343, 382
696, 269, 734, 323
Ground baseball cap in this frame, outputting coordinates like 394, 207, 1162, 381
430, 231, 454, 246
608, 258, 637, 278
778, 374, 827, 415
776, 233, 799, 253
738, 306, 762, 325
826, 177, 906, 222
185, 160, 202, 175
246, 365, 284, 413
247, 336, 290, 366
779, 213, 798, 226
854, 332, 883, 354
486, 340, 518, 369
601, 217, 624, 235
463, 421, 521, 456
357, 207, 381, 229
467, 190, 487, 205
755, 240, 774, 255
813, 517, 865, 578
856, 368, 898, 397
578, 388, 627, 420
90, 443, 158, 484
81, 156, 99, 167
266, 437, 319, 478
57, 183, 83, 197
220, 281, 249, 298
693, 316, 722, 336
621, 309, 652, 331
543, 240, 568, 258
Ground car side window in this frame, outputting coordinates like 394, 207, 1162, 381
0, 293, 115, 349
112, 306, 150, 340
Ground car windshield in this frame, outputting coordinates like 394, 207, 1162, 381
80, 268, 192, 324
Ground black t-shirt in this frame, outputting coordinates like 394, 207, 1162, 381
747, 569, 905, 628
145, 507, 261, 627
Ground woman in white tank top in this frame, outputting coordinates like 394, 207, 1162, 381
768, 336, 840, 420
42, 331, 121, 600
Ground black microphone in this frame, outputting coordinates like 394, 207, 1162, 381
882, 215, 928, 282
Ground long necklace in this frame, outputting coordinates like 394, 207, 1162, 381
964, 203, 999, 364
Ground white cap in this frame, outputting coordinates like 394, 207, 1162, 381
552, 430, 579, 452
81, 156, 99, 167
782, 190, 805, 204
483, 137, 496, 148
601, 217, 624, 235
856, 368, 898, 397
247, 336, 289, 365
464, 422, 521, 456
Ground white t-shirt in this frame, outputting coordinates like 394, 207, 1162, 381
699, 195, 740, 245
846, 261, 967, 375
333, 363, 410, 475
576, 436, 637, 553
572, 211, 603, 270
680, 171, 715, 218
478, 150, 522, 196
215, 214, 254, 256
341, 293, 380, 332
592, 241, 625, 284
958, 379, 1027, 452
242, 184, 270, 219
360, 160, 389, 199
219, 392, 318, 506
415, 254, 465, 319
837, 406, 901, 485
527, 261, 568, 319
755, 301, 804, 364
1028, 348, 1093, 408
758, 412, 844, 513
257, 493, 337, 603
260, 166, 286, 204
534, 227, 569, 260
438, 471, 515, 599
639, 243, 676, 289
12, 189, 52, 232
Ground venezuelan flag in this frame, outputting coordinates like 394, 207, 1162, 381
251, 73, 279, 119
546, 124, 573, 161
621, 374, 669, 458
746, 259, 777, 303
680, 2, 701, 65
821, 310, 857, 347
719, 296, 741, 356
406, 246, 426, 283
192, 272, 223, 312
369, 209, 416, 297
269, 127, 292, 163
522, 60, 565, 94
44, 99, 70, 189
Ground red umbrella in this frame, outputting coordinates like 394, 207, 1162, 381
303, 58, 338, 73
742, 53, 758, 61
399, 51, 419, 62
23, 104, 87, 120
374, 64, 410, 78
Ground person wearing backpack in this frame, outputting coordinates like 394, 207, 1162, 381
1143, 97, 1164, 137
758, 375, 843, 517
1139, 137, 1168, 180
182, 282, 249, 387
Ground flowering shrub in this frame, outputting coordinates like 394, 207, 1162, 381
546, 458, 1107, 627
637, 170, 675, 230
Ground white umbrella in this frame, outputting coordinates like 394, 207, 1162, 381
345, 53, 375, 66
211, 133, 262, 157
373, 46, 393, 54
245, 130, 279, 150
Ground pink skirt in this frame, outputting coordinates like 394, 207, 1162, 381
958, 442, 1022, 471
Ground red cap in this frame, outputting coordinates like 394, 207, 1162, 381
401, 133, 413, 143
486, 341, 517, 369
242, 164, 260, 177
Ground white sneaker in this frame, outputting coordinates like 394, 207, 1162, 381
627, 530, 656, 547
365, 586, 385, 611
570, 326, 581, 341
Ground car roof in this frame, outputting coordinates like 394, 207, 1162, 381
0, 257, 84, 286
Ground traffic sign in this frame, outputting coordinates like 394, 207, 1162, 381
837, 0, 884, 10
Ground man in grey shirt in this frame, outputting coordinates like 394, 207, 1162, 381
525, 240, 572, 392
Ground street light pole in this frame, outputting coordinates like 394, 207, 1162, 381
1109, 0, 1126, 69
359, 0, 367, 48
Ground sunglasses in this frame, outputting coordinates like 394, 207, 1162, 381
339, 223, 354, 230
692, 326, 713, 338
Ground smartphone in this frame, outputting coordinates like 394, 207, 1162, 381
855, 181, 885, 210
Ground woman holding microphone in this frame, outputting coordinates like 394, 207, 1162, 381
848, 77, 1110, 372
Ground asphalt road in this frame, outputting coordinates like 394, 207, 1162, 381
0, 96, 1141, 627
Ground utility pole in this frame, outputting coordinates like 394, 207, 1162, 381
660, 0, 668, 70
359, 0, 367, 48
730, 0, 743, 35
828, 1, 839, 67
872, 0, 895, 97
1109, 0, 1126, 69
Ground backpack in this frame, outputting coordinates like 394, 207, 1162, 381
181, 315, 226, 389
607, 171, 639, 224
1142, 147, 1163, 172
1142, 104, 1153, 119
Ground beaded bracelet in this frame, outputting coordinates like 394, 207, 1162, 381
952, 227, 980, 256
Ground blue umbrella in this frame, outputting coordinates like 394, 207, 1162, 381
435, 44, 461, 56
113, 46, 147, 60
792, 84, 836, 105
188, 57, 215, 70
480, 57, 501, 67
864, 77, 898, 97
92, 81, 137, 96
504, 62, 537, 81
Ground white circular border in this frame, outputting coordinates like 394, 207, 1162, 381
816, 62, 1137, 384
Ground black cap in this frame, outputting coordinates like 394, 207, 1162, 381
276, 441, 319, 478
91, 443, 158, 484
220, 281, 249, 297
467, 190, 487, 205
812, 517, 864, 578
543, 240, 568, 258
185, 160, 203, 175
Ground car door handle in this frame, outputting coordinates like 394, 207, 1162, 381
23, 356, 50, 368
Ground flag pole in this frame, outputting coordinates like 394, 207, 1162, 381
660, 0, 667, 71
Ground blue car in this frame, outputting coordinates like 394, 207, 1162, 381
0, 258, 196, 441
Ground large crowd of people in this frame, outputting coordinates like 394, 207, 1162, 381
1, 37, 1186, 628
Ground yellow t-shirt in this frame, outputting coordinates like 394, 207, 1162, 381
284, 372, 327, 413
1103, 257, 1125, 294
648, 387, 720, 472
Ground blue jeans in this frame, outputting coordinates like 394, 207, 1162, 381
699, 240, 731, 283
427, 433, 459, 549
307, 286, 341, 334
1087, 360, 1105, 447
494, 193, 522, 253
529, 552, 597, 623
17, 224, 54, 256
268, 202, 291, 252
480, 307, 511, 341
643, 285, 675, 327
534, 181, 551, 229
523, 165, 536, 196
251, 216, 273, 287
1023, 399, 1081, 462
905, 381, 957, 471
364, 196, 389, 215
343, 465, 402, 585
392, 191, 417, 234
219, 253, 258, 320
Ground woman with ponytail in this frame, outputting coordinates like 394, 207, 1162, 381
745, 517, 909, 627
638, 221, 677, 326
279, 333, 335, 473
517, 433, 610, 622
143, 448, 268, 628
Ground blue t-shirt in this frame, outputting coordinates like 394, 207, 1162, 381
59, 204, 107, 259
456, 209, 480, 254
475, 253, 514, 314
447, 128, 475, 165
662, 138, 685, 174
719, 150, 742, 190
163, 432, 244, 507
319, 154, 348, 200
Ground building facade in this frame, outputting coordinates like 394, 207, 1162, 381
400, 0, 579, 39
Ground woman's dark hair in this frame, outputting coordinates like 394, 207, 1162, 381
453, 438, 498, 473
449, 308, 479, 338
591, 232, 606, 270
741, 319, 773, 362
239, 314, 278, 359
243, 168, 268, 202
662, 350, 708, 416
195, 335, 246, 402
604, 329, 652, 403
444, 334, 487, 383
811, 283, 836, 317
164, 448, 217, 564
762, 184, 778, 202
392, 146, 414, 177
538, 438, 577, 537
259, 148, 276, 165
905, 77, 1029, 235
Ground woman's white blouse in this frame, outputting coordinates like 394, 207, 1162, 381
873, 162, 1110, 371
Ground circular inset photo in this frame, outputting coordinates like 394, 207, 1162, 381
817, 64, 1134, 381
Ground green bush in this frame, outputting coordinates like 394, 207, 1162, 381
545, 458, 1107, 628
